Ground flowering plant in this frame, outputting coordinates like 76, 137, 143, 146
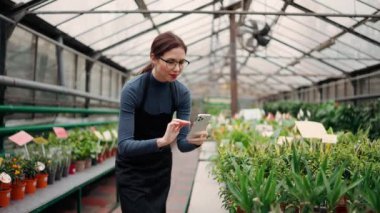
4, 156, 24, 185
23, 158, 45, 179
0, 157, 12, 191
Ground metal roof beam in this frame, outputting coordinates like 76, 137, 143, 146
32, 10, 380, 18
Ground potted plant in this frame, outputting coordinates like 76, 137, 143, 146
6, 156, 26, 200
33, 156, 48, 189
22, 158, 39, 194
46, 157, 58, 185
0, 157, 12, 207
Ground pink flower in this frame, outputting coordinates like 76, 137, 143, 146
0, 172, 11, 184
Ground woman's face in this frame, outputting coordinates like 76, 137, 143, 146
151, 47, 187, 82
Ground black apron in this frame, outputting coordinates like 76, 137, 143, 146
116, 72, 177, 213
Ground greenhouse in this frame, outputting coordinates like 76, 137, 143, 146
0, 0, 379, 212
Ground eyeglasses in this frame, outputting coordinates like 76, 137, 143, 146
159, 57, 190, 70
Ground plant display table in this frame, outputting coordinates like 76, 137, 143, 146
2, 157, 115, 213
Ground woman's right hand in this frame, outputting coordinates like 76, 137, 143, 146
157, 119, 190, 148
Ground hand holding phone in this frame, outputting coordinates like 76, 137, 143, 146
188, 114, 211, 137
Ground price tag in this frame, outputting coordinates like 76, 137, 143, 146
8, 131, 33, 146
111, 129, 118, 138
33, 137, 49, 145
53, 127, 68, 139
93, 131, 104, 140
103, 131, 112, 141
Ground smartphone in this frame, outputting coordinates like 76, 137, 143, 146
188, 114, 211, 137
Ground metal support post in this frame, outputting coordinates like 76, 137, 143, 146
229, 13, 238, 117
0, 19, 7, 153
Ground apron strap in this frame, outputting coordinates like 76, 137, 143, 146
140, 71, 178, 112
169, 82, 178, 112
139, 72, 151, 109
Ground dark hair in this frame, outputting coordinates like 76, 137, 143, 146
140, 31, 187, 74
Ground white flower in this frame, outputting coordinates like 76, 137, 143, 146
37, 161, 45, 171
307, 110, 311, 118
0, 172, 11, 184
297, 109, 304, 120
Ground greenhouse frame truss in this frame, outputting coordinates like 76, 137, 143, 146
0, 0, 379, 113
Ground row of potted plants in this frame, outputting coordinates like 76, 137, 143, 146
211, 117, 380, 213
263, 100, 380, 140
0, 125, 118, 208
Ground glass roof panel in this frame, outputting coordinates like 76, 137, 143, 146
274, 75, 312, 86
355, 24, 380, 44
271, 32, 310, 52
245, 57, 279, 74
329, 40, 377, 60
315, 48, 367, 71
358, 59, 380, 67
359, 0, 380, 8
365, 21, 380, 32
285, 6, 342, 36
294, 0, 375, 26
187, 38, 212, 59
37, 0, 112, 25
265, 40, 303, 57
322, 59, 359, 72
76, 14, 146, 46
338, 33, 380, 59
58, 14, 122, 38
148, 0, 216, 25
295, 58, 343, 76
275, 16, 330, 44
105, 31, 156, 56
93, 19, 152, 50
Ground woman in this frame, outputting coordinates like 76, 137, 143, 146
116, 31, 208, 213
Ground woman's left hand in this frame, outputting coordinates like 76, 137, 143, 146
186, 131, 208, 146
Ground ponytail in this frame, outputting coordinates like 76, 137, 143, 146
139, 63, 153, 74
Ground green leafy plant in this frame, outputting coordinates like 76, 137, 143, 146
22, 158, 39, 179
322, 166, 362, 212
360, 168, 380, 212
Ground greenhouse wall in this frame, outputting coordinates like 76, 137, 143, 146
4, 26, 127, 109
261, 67, 380, 105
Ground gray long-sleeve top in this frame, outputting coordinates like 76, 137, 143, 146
118, 72, 198, 157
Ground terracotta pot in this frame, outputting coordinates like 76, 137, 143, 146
75, 160, 86, 172
11, 181, 26, 200
105, 150, 111, 158
112, 147, 117, 156
69, 162, 76, 175
0, 182, 11, 190
0, 188, 11, 207
36, 173, 48, 188
335, 196, 348, 213
237, 206, 245, 213
25, 178, 37, 194
85, 158, 92, 169
97, 153, 104, 164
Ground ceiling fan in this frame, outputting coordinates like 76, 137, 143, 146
238, 19, 271, 53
